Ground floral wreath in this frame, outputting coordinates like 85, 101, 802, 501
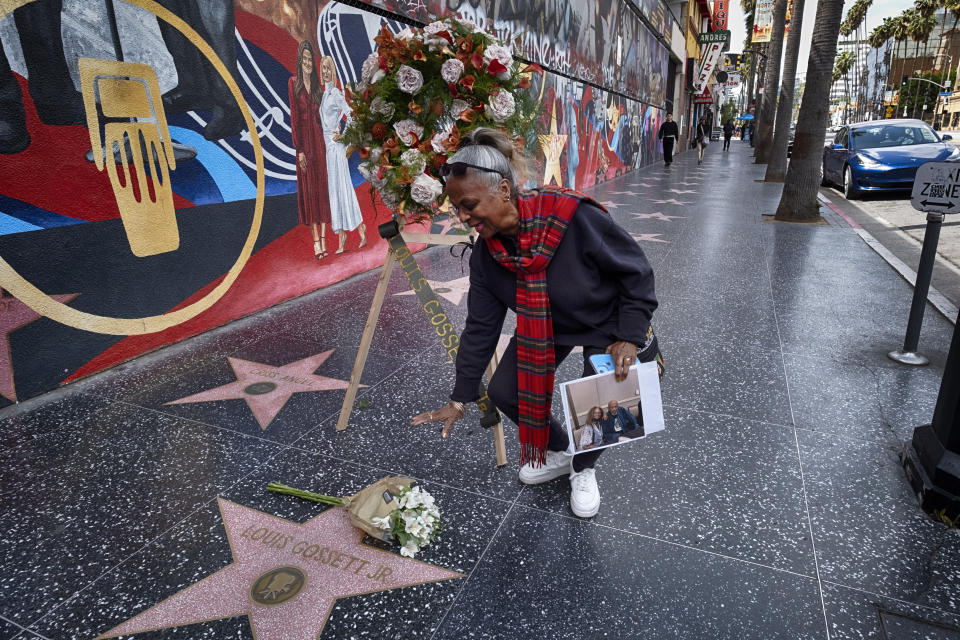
341, 16, 542, 221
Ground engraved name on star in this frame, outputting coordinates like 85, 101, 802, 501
95, 499, 463, 640
394, 275, 471, 306
167, 351, 356, 429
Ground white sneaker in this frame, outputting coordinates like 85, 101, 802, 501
518, 449, 571, 485
569, 468, 600, 518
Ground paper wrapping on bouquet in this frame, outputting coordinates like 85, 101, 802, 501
340, 476, 415, 542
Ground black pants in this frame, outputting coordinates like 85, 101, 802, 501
662, 137, 674, 164
487, 338, 604, 473
723, 135, 732, 150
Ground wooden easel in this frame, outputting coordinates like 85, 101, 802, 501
335, 219, 508, 467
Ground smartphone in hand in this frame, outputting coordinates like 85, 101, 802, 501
588, 354, 615, 374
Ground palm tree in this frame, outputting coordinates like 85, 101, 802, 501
764, 0, 807, 181
754, 0, 790, 163
839, 0, 872, 122
908, 12, 938, 118
893, 12, 914, 116
869, 16, 895, 115
833, 50, 855, 123
773, 0, 845, 222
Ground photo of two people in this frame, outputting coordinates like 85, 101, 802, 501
560, 361, 665, 453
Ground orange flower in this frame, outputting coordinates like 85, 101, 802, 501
470, 52, 484, 70
459, 108, 477, 123
413, 49, 427, 62
459, 74, 476, 91
444, 125, 461, 151
517, 76, 531, 89
357, 146, 370, 159
456, 36, 474, 54
418, 139, 433, 154
409, 100, 423, 115
522, 62, 544, 74
383, 136, 400, 156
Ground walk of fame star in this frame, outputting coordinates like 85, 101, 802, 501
0, 292, 77, 402
599, 200, 624, 209
608, 190, 640, 196
167, 351, 356, 429
96, 499, 463, 639
631, 212, 684, 221
394, 276, 471, 306
651, 198, 692, 205
667, 189, 696, 194
631, 233, 668, 243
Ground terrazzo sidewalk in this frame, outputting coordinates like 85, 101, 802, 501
2, 141, 959, 639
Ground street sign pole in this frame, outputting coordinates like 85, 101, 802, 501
891, 161, 959, 365
888, 211, 944, 365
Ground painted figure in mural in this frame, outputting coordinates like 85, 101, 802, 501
319, 55, 366, 253
411, 127, 658, 519
155, 0, 244, 141
564, 83, 579, 188
658, 112, 679, 167
0, 0, 85, 154
288, 41, 332, 259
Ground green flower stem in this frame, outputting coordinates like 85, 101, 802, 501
267, 482, 343, 506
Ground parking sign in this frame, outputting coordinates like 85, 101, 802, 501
911, 162, 960, 214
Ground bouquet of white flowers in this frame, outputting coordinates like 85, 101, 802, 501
267, 477, 442, 558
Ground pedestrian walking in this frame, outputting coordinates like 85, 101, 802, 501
722, 119, 734, 151
696, 117, 710, 165
657, 112, 679, 167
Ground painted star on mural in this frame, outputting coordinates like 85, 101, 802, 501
95, 499, 463, 640
538, 103, 568, 188
394, 275, 471, 306
651, 198, 692, 205
0, 292, 78, 402
630, 232, 669, 243
631, 212, 684, 221
166, 351, 355, 429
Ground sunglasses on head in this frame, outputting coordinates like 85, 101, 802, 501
439, 162, 506, 183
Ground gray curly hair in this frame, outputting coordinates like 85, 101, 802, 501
446, 128, 529, 198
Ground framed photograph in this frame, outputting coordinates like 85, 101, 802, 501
558, 361, 665, 454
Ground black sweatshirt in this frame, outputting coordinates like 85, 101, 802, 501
451, 200, 658, 402
658, 121, 679, 139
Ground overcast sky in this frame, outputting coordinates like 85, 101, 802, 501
726, 0, 912, 77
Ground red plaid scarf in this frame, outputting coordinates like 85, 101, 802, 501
485, 188, 607, 467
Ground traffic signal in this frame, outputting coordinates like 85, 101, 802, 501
902, 75, 908, 86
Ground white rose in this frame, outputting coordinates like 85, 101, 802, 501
486, 90, 516, 122
396, 64, 424, 94
431, 127, 452, 154
450, 99, 470, 119
440, 58, 464, 84
371, 69, 386, 84
399, 539, 420, 557
483, 44, 513, 78
360, 52, 379, 82
423, 21, 453, 50
410, 173, 443, 206
395, 27, 416, 41
370, 96, 395, 119
400, 148, 426, 175
380, 187, 402, 209
393, 119, 424, 146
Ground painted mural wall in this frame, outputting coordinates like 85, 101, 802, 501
0, 0, 669, 404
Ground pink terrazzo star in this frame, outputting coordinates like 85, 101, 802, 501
96, 499, 463, 640
631, 233, 669, 243
0, 292, 77, 402
166, 351, 356, 429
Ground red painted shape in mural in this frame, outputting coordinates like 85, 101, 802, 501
166, 351, 357, 429
95, 499, 462, 639
0, 292, 78, 402
234, 9, 297, 74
